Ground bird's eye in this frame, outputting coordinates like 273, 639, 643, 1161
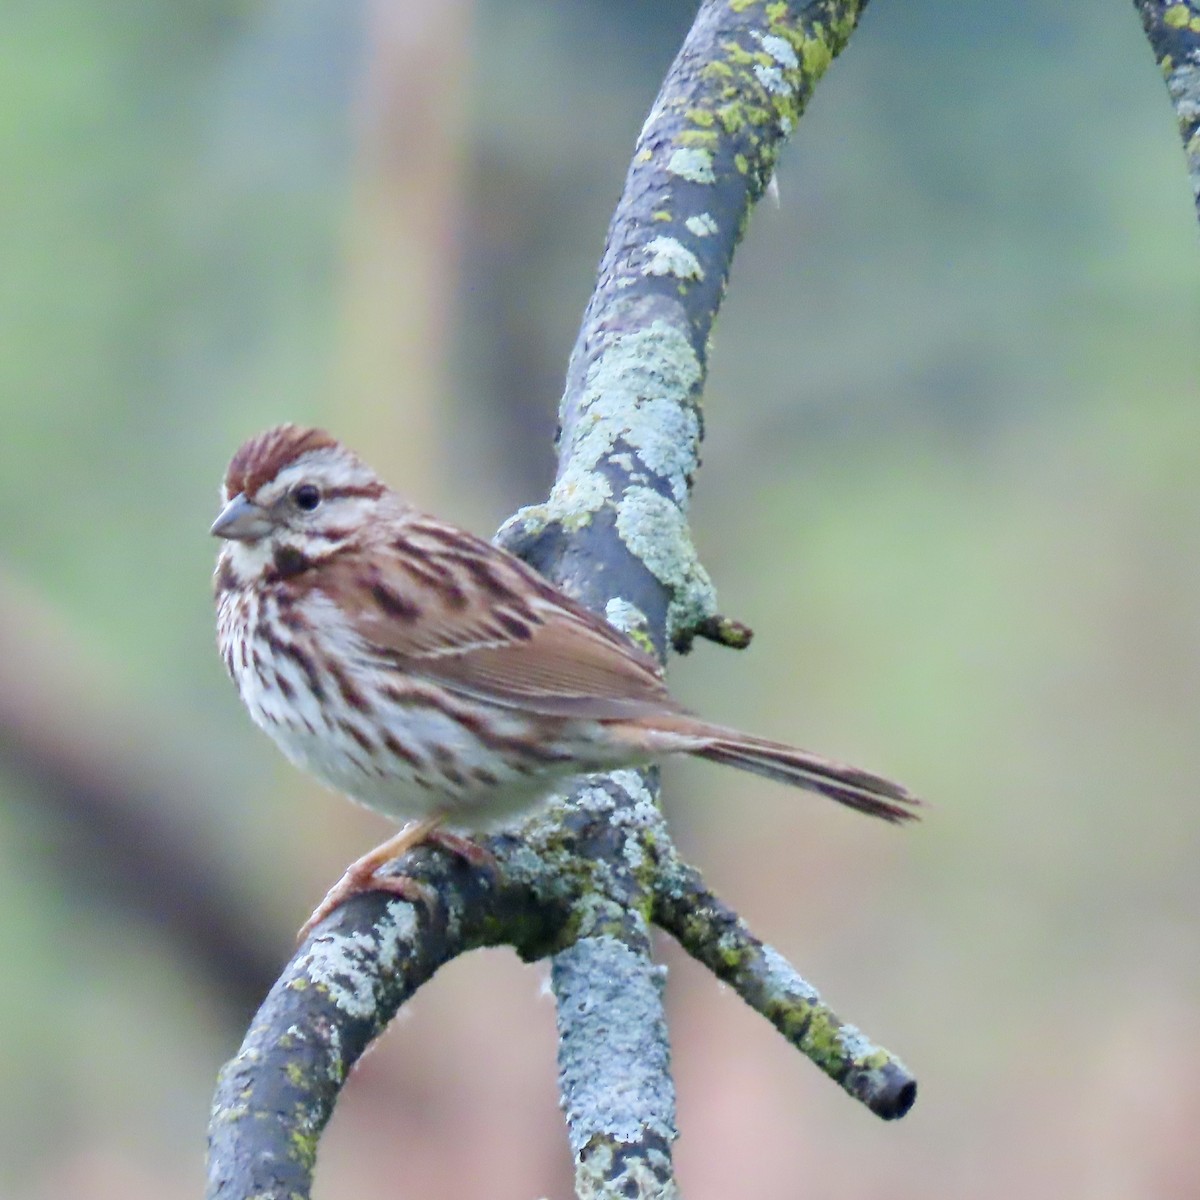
292, 484, 321, 512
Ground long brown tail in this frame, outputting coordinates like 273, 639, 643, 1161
669, 720, 920, 823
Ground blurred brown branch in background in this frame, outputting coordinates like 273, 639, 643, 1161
0, 563, 281, 1020
336, 0, 472, 507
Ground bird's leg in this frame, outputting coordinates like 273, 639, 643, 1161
298, 815, 443, 940
297, 816, 494, 940
425, 827, 496, 870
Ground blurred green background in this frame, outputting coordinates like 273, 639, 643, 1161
1, 1, 1198, 1197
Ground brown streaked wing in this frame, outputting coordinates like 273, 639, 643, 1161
329, 524, 683, 720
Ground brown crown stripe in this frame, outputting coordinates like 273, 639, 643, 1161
225, 424, 338, 498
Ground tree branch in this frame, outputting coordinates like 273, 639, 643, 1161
207, 3, 916, 1197
1134, 0, 1200, 221
654, 855, 916, 1120
208, 832, 569, 1199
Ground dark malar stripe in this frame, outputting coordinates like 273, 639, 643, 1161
214, 556, 239, 596
267, 545, 314, 581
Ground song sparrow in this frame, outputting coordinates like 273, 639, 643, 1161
213, 425, 919, 935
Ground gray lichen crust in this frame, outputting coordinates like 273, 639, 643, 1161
555, 937, 677, 1158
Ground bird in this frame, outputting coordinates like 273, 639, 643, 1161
212, 424, 919, 935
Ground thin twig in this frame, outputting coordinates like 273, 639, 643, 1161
654, 854, 916, 1120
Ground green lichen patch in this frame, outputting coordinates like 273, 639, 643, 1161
288, 1125, 318, 1173
676, 127, 720, 150
1164, 4, 1195, 30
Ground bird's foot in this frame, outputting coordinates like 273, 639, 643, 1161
297, 818, 495, 940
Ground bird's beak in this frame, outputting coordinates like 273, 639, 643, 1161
211, 493, 272, 541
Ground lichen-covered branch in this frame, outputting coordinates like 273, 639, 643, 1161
207, 837, 569, 1200
1135, 0, 1200, 219
496, 7, 878, 1194
654, 855, 917, 1120
545, 772, 680, 1199
502, 0, 872, 653
554, 937, 677, 1199
207, 4, 911, 1197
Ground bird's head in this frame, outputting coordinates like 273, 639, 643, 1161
212, 424, 390, 581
